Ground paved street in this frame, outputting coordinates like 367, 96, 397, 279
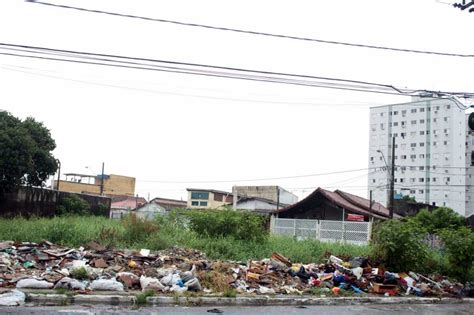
0, 304, 473, 315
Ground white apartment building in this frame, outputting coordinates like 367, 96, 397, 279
368, 97, 473, 216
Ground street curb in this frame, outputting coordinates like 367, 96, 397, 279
25, 293, 474, 307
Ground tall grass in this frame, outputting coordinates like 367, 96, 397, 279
0, 215, 370, 263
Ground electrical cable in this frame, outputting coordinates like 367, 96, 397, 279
137, 167, 374, 184
26, 0, 474, 58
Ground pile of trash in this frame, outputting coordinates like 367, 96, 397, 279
0, 240, 470, 300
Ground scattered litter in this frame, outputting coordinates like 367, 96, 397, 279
16, 279, 54, 289
0, 240, 467, 298
90, 279, 124, 291
0, 289, 25, 306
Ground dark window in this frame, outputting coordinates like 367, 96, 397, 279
191, 201, 199, 206
191, 192, 209, 200
225, 195, 233, 203
199, 201, 208, 207
214, 193, 223, 201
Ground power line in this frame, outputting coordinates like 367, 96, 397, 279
0, 43, 406, 94
137, 167, 374, 184
0, 65, 378, 107
26, 0, 474, 58
2, 43, 472, 98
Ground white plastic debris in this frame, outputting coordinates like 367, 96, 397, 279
53, 277, 86, 290
16, 279, 53, 289
89, 279, 124, 291
170, 284, 187, 294
140, 275, 165, 291
160, 273, 181, 286
70, 260, 87, 270
0, 289, 25, 306
329, 255, 343, 265
185, 278, 202, 291
258, 286, 275, 295
352, 267, 363, 280
140, 249, 150, 257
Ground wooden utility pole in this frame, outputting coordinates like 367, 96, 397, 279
389, 137, 395, 219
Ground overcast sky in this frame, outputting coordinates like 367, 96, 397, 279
1, 0, 473, 202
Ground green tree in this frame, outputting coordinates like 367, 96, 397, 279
413, 207, 466, 234
0, 111, 58, 192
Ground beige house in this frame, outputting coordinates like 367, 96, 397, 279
186, 188, 233, 209
54, 173, 135, 196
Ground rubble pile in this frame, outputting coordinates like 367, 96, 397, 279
0, 240, 468, 299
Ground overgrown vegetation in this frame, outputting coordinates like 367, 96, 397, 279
0, 211, 369, 263
371, 206, 473, 283
135, 289, 156, 306
56, 195, 90, 216
186, 209, 268, 242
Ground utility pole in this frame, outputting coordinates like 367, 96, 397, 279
56, 159, 61, 191
389, 137, 395, 219
100, 162, 105, 196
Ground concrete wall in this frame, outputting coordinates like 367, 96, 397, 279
236, 199, 278, 211
58, 174, 135, 196
234, 186, 298, 205
57, 180, 100, 195
0, 187, 110, 217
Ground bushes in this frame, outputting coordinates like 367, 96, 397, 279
439, 227, 474, 283
57, 195, 90, 216
413, 207, 466, 234
186, 209, 268, 243
372, 219, 429, 272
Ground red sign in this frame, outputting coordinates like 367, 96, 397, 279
347, 214, 364, 221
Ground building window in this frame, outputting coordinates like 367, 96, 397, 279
401, 155, 407, 159
433, 118, 438, 123
420, 119, 425, 124
393, 122, 398, 126
420, 108, 425, 112
410, 190, 416, 194
419, 190, 424, 194
411, 109, 417, 113
371, 124, 376, 131
435, 106, 440, 111
419, 142, 425, 147
444, 141, 449, 146
410, 131, 417, 137
402, 110, 407, 116
372, 179, 376, 183
410, 154, 416, 159
393, 111, 398, 115
400, 178, 404, 183
393, 133, 398, 137
380, 123, 385, 130
199, 201, 208, 207
410, 143, 416, 148
446, 105, 451, 109
444, 128, 450, 135
444, 117, 449, 122
401, 132, 406, 138
410, 166, 416, 171
411, 120, 417, 125
432, 177, 437, 182
410, 178, 416, 183
419, 154, 425, 159
433, 141, 437, 146
401, 121, 406, 127
380, 112, 384, 117
419, 178, 425, 182
191, 201, 199, 206
420, 131, 425, 135
419, 166, 424, 171
191, 192, 209, 200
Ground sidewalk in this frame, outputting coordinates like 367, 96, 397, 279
24, 291, 474, 307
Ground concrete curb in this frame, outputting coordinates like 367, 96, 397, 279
25, 293, 474, 307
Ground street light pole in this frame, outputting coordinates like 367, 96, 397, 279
377, 136, 395, 218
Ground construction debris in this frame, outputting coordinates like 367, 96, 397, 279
0, 241, 467, 298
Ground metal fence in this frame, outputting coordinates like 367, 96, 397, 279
271, 218, 372, 245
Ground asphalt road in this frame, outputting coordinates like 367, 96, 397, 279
0, 304, 473, 315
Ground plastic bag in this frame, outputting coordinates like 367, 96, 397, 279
16, 279, 53, 289
0, 290, 25, 306
54, 277, 86, 290
185, 277, 202, 291
140, 275, 165, 291
89, 279, 124, 291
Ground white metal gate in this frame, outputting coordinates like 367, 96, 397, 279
271, 218, 371, 245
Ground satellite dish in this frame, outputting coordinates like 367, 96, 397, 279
469, 113, 474, 130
